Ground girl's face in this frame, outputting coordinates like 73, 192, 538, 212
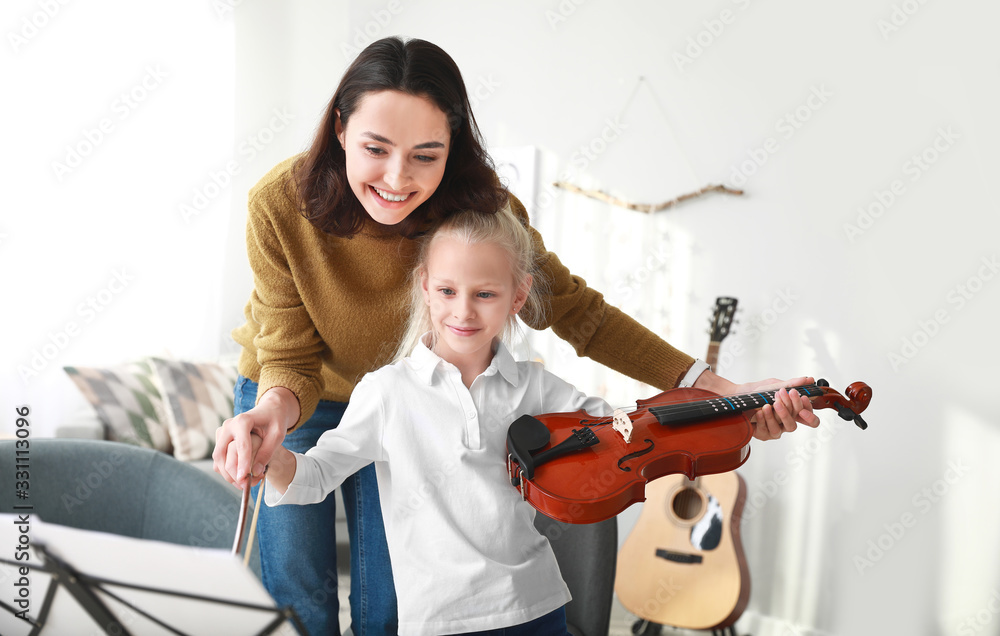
421, 235, 529, 376
336, 90, 451, 226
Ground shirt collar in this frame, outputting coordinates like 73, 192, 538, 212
487, 339, 521, 387
409, 334, 520, 388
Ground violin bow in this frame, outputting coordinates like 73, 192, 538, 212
231, 466, 267, 567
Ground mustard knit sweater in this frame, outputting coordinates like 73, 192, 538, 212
232, 156, 695, 428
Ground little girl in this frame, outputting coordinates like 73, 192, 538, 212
257, 204, 611, 635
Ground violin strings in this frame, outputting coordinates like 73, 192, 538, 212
624, 384, 823, 408
573, 383, 827, 433
546, 384, 837, 453
651, 384, 825, 420
613, 383, 823, 416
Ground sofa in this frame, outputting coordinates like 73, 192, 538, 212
53, 354, 351, 574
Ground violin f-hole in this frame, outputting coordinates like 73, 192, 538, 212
617, 439, 655, 472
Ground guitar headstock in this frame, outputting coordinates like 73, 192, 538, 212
709, 296, 738, 344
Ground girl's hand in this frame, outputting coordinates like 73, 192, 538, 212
212, 387, 298, 489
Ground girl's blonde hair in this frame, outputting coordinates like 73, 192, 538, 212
394, 204, 548, 361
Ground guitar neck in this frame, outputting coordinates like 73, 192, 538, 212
705, 340, 721, 370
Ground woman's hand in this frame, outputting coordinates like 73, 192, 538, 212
212, 386, 299, 489
693, 371, 821, 441
736, 376, 820, 440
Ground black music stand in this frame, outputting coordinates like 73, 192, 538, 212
0, 515, 304, 636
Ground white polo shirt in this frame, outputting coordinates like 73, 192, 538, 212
265, 339, 611, 635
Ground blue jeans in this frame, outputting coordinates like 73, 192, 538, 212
235, 376, 398, 636
451, 607, 569, 636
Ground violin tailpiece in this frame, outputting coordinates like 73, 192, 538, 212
528, 427, 599, 475
507, 416, 599, 482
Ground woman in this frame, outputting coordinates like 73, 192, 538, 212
213, 36, 818, 636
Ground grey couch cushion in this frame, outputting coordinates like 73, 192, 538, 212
0, 439, 259, 576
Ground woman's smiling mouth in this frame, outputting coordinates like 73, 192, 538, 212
371, 185, 413, 203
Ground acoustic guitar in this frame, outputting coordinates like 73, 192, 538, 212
615, 296, 751, 631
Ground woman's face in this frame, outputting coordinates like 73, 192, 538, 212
336, 90, 451, 226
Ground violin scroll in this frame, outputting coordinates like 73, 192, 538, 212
845, 382, 873, 411
814, 379, 871, 430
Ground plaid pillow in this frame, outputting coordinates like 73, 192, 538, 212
150, 358, 238, 461
63, 361, 173, 452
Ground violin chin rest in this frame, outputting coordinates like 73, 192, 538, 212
507, 415, 551, 482
508, 415, 551, 452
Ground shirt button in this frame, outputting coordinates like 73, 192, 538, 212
466, 410, 476, 420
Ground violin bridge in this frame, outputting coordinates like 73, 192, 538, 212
612, 408, 633, 444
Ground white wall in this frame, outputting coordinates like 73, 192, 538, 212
5, 1, 999, 634
3, 1, 235, 434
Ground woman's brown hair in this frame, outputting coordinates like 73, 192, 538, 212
291, 37, 508, 238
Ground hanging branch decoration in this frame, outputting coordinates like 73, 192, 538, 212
553, 76, 746, 213
552, 181, 743, 214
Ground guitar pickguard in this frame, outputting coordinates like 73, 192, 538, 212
689, 494, 723, 551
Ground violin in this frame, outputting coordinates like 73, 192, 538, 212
506, 379, 871, 524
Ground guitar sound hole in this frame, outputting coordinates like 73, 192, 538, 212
671, 487, 703, 521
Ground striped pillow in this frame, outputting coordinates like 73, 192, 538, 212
64, 361, 173, 452
150, 358, 238, 461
